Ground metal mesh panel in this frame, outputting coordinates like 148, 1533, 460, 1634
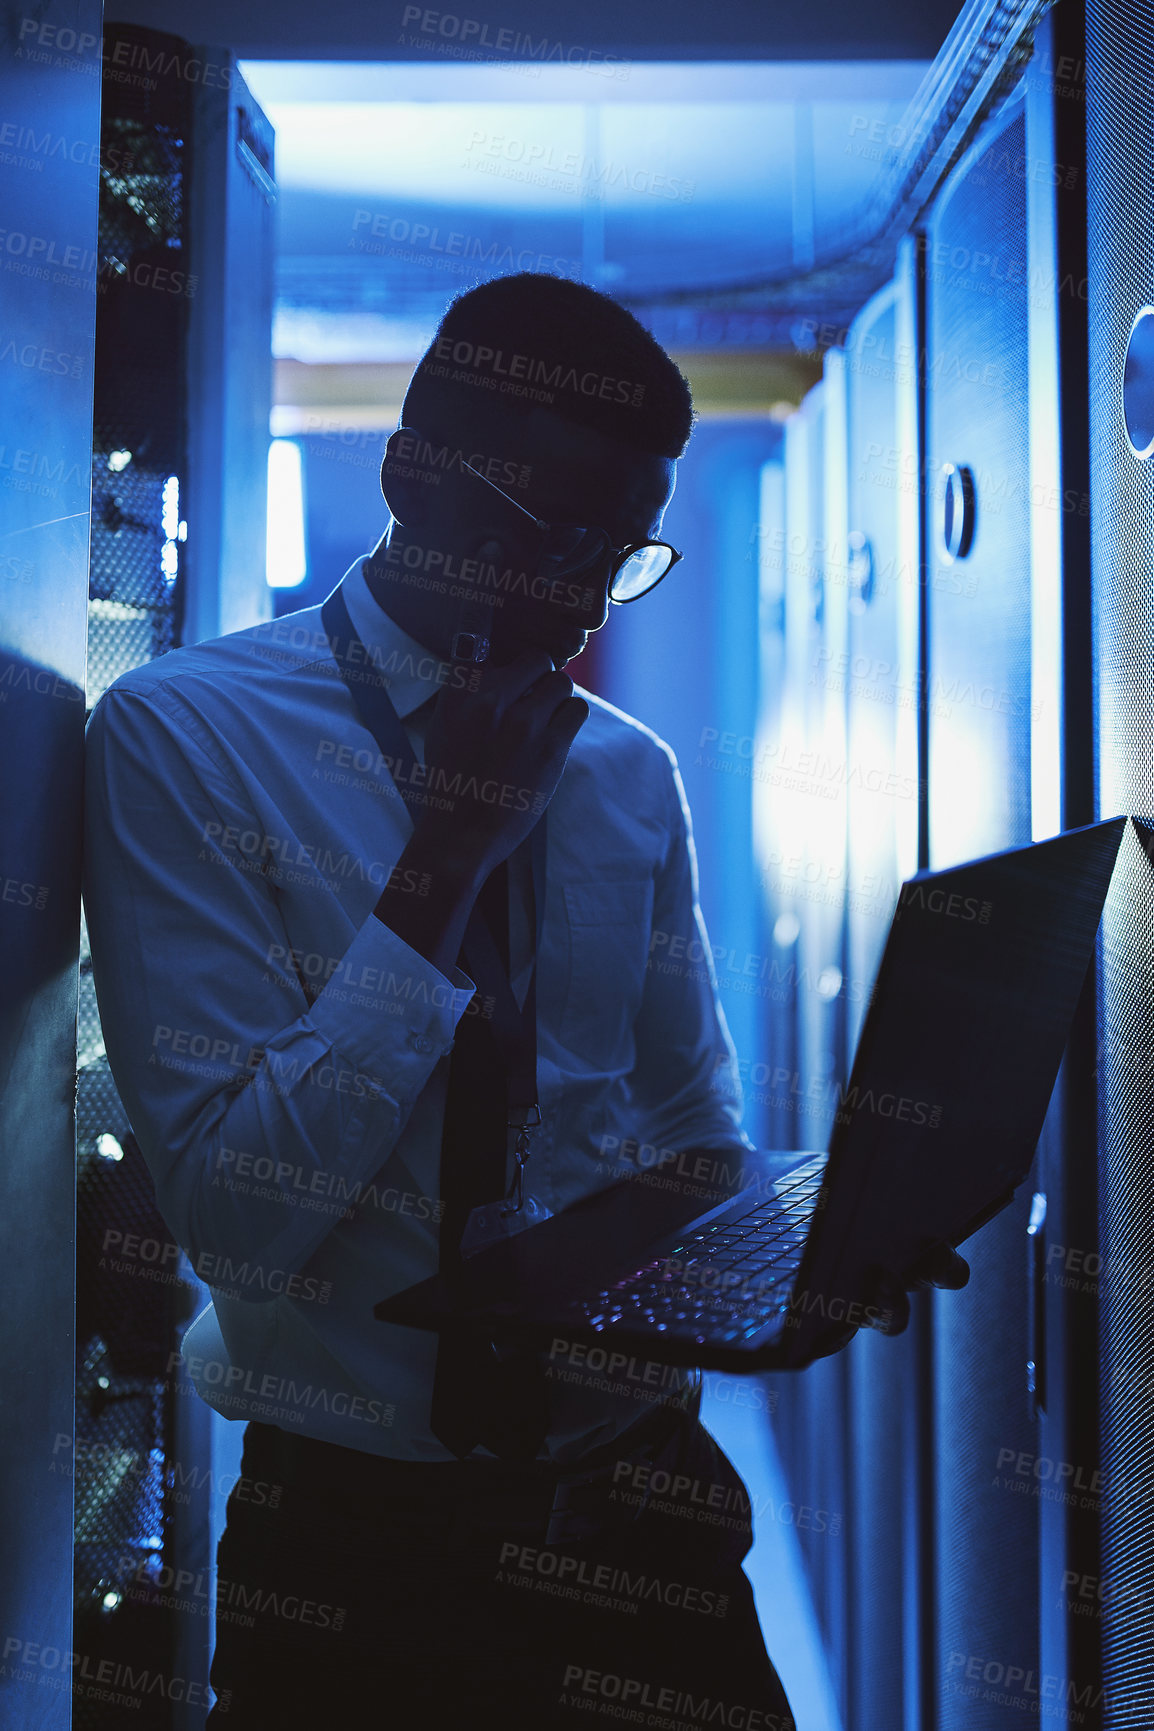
75, 27, 192, 1726
1093, 824, 1154, 1729
925, 100, 1040, 1730
87, 38, 189, 708
1084, 1, 1154, 831
1085, 5, 1154, 1719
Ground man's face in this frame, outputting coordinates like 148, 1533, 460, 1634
440, 406, 677, 668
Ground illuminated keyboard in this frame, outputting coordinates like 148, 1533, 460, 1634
569, 1160, 824, 1345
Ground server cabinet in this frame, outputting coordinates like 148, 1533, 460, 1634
183, 44, 276, 644
772, 377, 850, 1153
840, 262, 925, 1731
756, 383, 822, 1156
759, 374, 853, 1718
841, 269, 921, 1062
77, 28, 275, 1728
1018, 6, 1104, 1714
1084, 0, 1154, 1720
923, 93, 1040, 1731
793, 362, 850, 1159
754, 456, 799, 1158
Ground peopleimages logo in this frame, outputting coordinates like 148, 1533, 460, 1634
398, 7, 631, 78
558, 1667, 793, 1730
170, 1351, 396, 1427
897, 881, 992, 923
386, 429, 531, 492
497, 1544, 729, 1617
463, 131, 695, 201
430, 334, 646, 407
945, 1650, 1107, 1716
351, 211, 580, 278
0, 1639, 220, 1710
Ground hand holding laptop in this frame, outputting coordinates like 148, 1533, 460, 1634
809, 1244, 971, 1360
379, 819, 1126, 1375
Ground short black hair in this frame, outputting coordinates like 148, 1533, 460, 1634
403, 273, 694, 460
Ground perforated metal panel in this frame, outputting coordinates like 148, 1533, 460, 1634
924, 97, 1040, 1730
1085, 1, 1154, 1720
74, 28, 192, 1727
87, 25, 190, 708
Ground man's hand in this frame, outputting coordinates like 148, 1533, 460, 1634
415, 647, 588, 884
373, 649, 587, 977
809, 1244, 971, 1361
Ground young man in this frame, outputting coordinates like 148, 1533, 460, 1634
85, 274, 961, 1728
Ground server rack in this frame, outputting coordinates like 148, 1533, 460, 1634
922, 90, 1040, 1731
840, 263, 924, 1731
760, 374, 853, 1719
76, 26, 274, 1726
763, 60, 1094, 1728
1018, 6, 1103, 1714
1083, 0, 1154, 1720
77, 35, 198, 1727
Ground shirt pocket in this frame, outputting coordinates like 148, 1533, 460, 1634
558, 879, 654, 1070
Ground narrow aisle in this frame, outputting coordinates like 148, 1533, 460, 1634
702, 1384, 845, 1731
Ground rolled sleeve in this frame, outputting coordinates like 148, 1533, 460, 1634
308, 913, 475, 1083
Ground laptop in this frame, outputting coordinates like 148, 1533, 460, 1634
376, 816, 1127, 1371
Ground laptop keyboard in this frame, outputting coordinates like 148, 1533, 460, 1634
569, 1159, 826, 1346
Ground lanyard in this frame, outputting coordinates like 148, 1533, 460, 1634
320, 582, 546, 1198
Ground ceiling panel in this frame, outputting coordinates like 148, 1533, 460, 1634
242, 59, 929, 367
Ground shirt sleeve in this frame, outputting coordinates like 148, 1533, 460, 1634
83, 683, 475, 1303
627, 744, 756, 1161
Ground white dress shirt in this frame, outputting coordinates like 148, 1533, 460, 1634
83, 558, 753, 1462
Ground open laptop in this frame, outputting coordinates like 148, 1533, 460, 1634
376, 816, 1127, 1371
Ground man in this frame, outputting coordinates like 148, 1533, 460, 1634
85, 273, 961, 1728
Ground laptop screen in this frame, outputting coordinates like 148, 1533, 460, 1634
786, 816, 1127, 1360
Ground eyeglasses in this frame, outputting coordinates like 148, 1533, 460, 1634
460, 459, 683, 604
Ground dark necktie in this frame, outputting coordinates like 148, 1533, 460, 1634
429, 854, 550, 1461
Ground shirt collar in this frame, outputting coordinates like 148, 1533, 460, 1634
337, 556, 444, 721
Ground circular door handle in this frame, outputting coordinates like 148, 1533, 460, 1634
940, 462, 976, 562
847, 530, 874, 612
1123, 304, 1154, 459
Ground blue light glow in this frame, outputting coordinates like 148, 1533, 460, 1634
161, 475, 180, 586
266, 440, 308, 588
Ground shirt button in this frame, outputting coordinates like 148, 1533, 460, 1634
408, 1031, 434, 1055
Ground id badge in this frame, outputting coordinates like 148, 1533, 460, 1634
459, 1194, 553, 1257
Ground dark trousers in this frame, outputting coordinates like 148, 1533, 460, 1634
206, 1402, 796, 1729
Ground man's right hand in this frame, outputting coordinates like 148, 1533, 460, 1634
372, 649, 587, 978
414, 648, 589, 885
